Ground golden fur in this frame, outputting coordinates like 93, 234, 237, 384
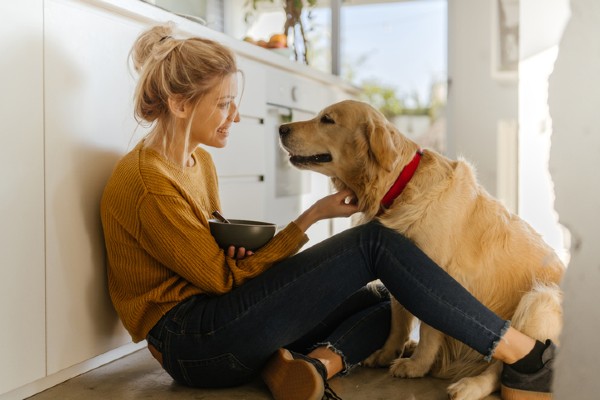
279, 100, 565, 400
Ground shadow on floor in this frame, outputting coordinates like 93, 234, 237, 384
28, 349, 502, 399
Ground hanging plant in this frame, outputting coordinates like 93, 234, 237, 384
247, 0, 318, 64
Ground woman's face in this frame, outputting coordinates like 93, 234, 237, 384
189, 74, 240, 148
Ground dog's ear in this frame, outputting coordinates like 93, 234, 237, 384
364, 118, 397, 172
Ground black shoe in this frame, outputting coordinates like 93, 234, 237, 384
501, 339, 556, 400
262, 348, 343, 400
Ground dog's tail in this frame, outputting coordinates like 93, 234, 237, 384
510, 282, 563, 345
431, 338, 489, 379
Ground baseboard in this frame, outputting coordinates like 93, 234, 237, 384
0, 341, 146, 400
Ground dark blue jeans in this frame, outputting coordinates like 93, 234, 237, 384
147, 221, 508, 388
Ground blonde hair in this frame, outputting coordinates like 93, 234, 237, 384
130, 24, 241, 163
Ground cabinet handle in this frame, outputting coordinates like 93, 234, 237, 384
219, 175, 265, 183
239, 114, 265, 124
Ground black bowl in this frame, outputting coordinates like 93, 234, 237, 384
208, 219, 276, 251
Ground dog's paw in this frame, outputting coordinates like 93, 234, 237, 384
446, 377, 487, 400
389, 357, 429, 378
363, 347, 400, 367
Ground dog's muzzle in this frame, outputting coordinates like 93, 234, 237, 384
278, 124, 333, 165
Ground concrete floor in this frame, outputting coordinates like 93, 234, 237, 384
28, 349, 502, 399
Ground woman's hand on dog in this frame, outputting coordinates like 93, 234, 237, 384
294, 189, 359, 232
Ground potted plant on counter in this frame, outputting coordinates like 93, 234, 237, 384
246, 0, 317, 64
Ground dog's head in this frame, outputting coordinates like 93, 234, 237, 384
279, 100, 421, 216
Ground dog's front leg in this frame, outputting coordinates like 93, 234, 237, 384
389, 323, 442, 378
363, 296, 414, 367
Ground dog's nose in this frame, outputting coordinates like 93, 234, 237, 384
279, 124, 291, 137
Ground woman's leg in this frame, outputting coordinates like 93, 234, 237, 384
287, 283, 390, 355
308, 297, 392, 376
149, 221, 509, 388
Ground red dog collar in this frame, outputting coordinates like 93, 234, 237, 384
380, 149, 424, 210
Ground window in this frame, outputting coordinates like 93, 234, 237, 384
339, 0, 448, 152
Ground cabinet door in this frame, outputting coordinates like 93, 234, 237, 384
205, 118, 267, 221
236, 56, 266, 119
265, 65, 329, 113
206, 119, 266, 177
218, 179, 267, 222
44, 0, 144, 374
0, 1, 46, 395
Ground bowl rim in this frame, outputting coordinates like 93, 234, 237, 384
208, 218, 276, 227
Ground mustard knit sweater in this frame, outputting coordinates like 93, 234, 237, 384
100, 141, 308, 342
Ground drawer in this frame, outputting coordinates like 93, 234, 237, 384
206, 119, 266, 177
265, 66, 328, 113
218, 179, 266, 221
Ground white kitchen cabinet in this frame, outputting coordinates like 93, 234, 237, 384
217, 178, 267, 222
0, 1, 46, 394
261, 66, 339, 245
205, 55, 268, 221
206, 119, 268, 221
236, 55, 267, 119
265, 65, 330, 113
43, 0, 145, 374
208, 120, 267, 178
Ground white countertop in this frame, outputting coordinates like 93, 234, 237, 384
82, 0, 359, 93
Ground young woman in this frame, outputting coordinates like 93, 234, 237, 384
101, 24, 555, 400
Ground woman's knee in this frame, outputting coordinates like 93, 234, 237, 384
354, 221, 408, 248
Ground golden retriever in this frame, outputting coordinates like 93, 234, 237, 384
278, 100, 565, 400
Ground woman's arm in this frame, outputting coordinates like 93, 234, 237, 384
294, 189, 359, 232
226, 189, 359, 260
137, 194, 308, 293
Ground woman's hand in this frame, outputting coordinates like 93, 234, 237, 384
227, 246, 254, 260
294, 189, 359, 232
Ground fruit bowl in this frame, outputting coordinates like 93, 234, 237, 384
208, 219, 277, 252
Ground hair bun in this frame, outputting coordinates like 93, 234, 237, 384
130, 24, 174, 73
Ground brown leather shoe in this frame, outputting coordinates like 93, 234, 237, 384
262, 348, 325, 400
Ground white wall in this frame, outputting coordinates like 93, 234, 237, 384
0, 1, 46, 393
548, 0, 600, 397
447, 0, 518, 197
518, 0, 570, 261
447, 2, 600, 395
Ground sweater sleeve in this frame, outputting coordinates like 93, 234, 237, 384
138, 193, 308, 295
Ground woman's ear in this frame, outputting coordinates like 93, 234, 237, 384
167, 96, 190, 118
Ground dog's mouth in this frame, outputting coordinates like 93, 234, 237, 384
289, 153, 333, 165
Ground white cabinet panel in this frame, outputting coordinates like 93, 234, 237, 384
0, 1, 46, 394
218, 180, 266, 221
206, 120, 266, 177
265, 65, 329, 113
205, 118, 267, 222
237, 56, 266, 118
44, 0, 145, 374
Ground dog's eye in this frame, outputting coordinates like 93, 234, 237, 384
320, 114, 335, 124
